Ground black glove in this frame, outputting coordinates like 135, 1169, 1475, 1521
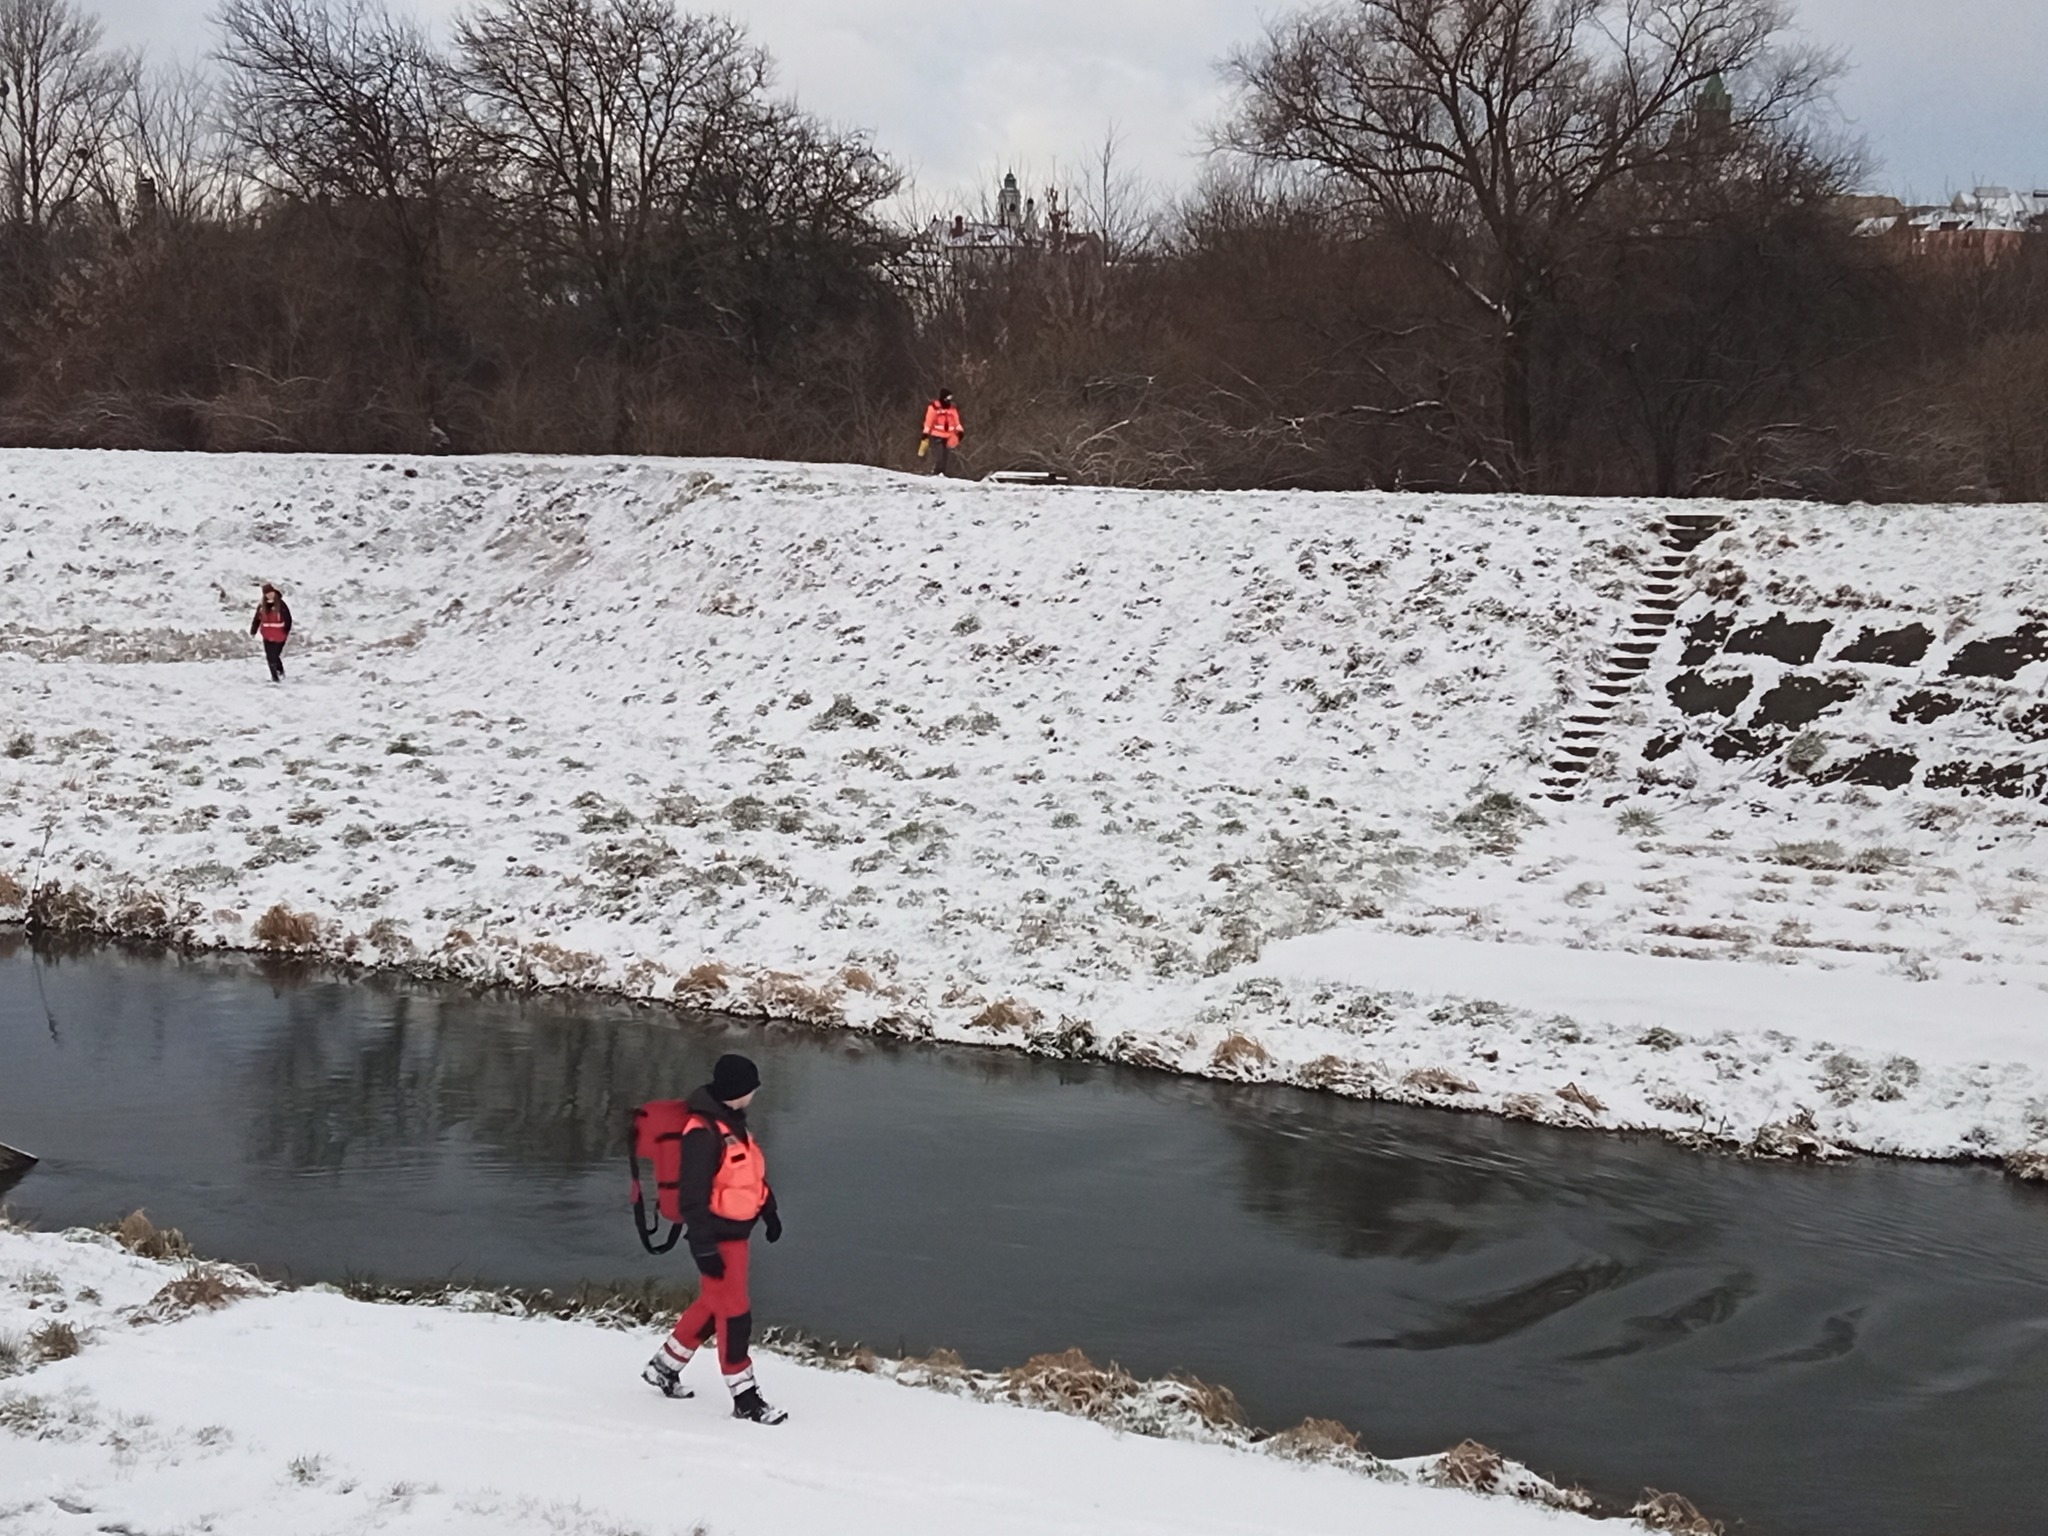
689, 1241, 725, 1280
764, 1208, 783, 1244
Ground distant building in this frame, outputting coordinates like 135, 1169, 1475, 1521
925, 172, 1099, 262
1852, 186, 2048, 261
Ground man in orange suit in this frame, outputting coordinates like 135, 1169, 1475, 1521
920, 389, 963, 476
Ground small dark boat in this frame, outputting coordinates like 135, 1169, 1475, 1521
0, 1142, 37, 1198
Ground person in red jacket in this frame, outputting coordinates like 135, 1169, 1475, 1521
250, 584, 293, 682
920, 389, 963, 476
642, 1054, 788, 1424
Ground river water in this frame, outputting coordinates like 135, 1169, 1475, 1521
2, 941, 2044, 1534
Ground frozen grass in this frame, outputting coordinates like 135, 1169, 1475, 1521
28, 1320, 79, 1361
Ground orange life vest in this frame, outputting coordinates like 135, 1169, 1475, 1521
684, 1110, 770, 1222
923, 402, 963, 445
257, 604, 289, 643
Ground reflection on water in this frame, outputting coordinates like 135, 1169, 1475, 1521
6, 944, 2048, 1536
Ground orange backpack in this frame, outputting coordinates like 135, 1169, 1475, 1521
628, 1100, 690, 1254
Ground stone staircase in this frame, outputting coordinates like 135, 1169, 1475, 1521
1538, 510, 1729, 803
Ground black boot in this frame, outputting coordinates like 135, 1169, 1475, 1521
642, 1356, 694, 1399
731, 1387, 787, 1425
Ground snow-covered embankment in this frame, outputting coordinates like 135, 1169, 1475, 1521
0, 1223, 1615, 1534
1, 452, 2046, 1167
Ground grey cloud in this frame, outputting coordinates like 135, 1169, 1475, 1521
95, 0, 2048, 203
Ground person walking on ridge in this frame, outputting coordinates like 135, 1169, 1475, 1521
251, 584, 293, 682
920, 388, 963, 476
642, 1053, 788, 1424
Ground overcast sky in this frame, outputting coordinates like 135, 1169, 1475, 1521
95, 0, 2046, 208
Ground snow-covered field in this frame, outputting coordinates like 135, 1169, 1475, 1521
0, 1225, 1607, 1535
1, 451, 2046, 1167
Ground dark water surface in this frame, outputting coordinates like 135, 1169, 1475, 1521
3, 943, 2046, 1535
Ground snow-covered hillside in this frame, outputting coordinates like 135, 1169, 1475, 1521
1, 452, 2045, 1167
0, 1224, 1610, 1535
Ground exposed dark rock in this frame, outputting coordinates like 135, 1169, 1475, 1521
1709, 728, 1780, 761
1946, 623, 2048, 681
1925, 761, 2046, 799
1834, 623, 1934, 667
1643, 732, 1683, 762
1811, 749, 1919, 790
2005, 704, 2048, 743
1751, 674, 1861, 729
1667, 670, 1754, 717
1680, 613, 1734, 667
1726, 613, 1831, 666
1893, 690, 1963, 726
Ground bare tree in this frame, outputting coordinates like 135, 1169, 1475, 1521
1076, 124, 1155, 262
125, 62, 238, 225
1223, 0, 1840, 484
0, 0, 133, 230
455, 0, 767, 340
215, 0, 473, 424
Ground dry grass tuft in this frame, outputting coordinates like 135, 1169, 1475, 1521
1002, 1348, 1137, 1420
0, 872, 24, 908
1403, 1067, 1479, 1096
521, 942, 604, 986
1768, 841, 1906, 875
145, 1265, 258, 1319
1633, 1490, 1725, 1534
2009, 1148, 2048, 1183
748, 972, 844, 1025
1265, 1417, 1363, 1461
1209, 1033, 1273, 1075
1556, 1082, 1607, 1115
839, 966, 880, 993
1168, 1372, 1243, 1428
110, 1210, 193, 1261
252, 902, 320, 950
1432, 1439, 1507, 1491
906, 1346, 967, 1379
28, 1321, 80, 1361
677, 962, 732, 1000
969, 999, 1040, 1033
27, 883, 97, 931
1298, 1055, 1385, 1094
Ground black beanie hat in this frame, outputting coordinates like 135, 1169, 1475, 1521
710, 1053, 761, 1102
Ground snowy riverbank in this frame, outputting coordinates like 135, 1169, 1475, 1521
0, 1223, 1626, 1534
1, 452, 2045, 1167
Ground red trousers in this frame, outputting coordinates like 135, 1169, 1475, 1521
671, 1239, 753, 1374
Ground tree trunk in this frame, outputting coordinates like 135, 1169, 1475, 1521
1499, 309, 1536, 491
